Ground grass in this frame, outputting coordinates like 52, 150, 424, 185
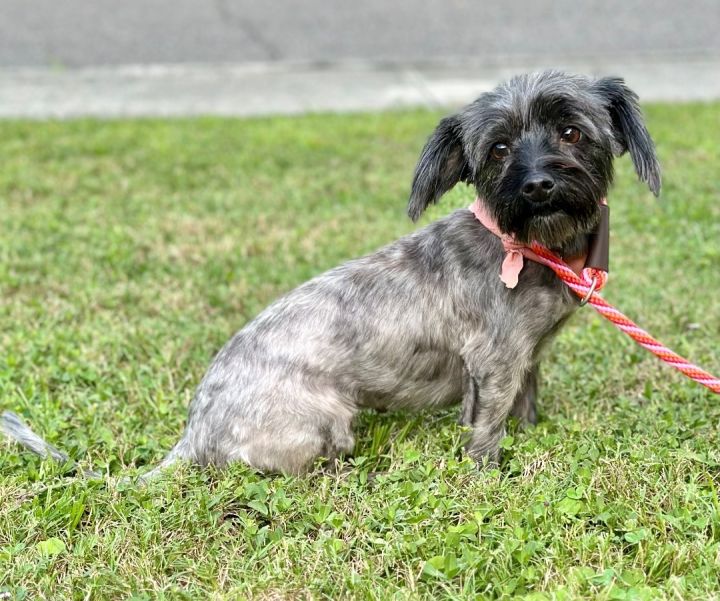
0, 103, 719, 600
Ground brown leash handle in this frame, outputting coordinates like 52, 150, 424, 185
585, 203, 610, 273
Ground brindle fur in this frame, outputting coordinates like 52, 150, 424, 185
2, 71, 660, 477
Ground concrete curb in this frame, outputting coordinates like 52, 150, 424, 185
2, 56, 719, 118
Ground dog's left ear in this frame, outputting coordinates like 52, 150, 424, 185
593, 77, 661, 196
407, 115, 471, 221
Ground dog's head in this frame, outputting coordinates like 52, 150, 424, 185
408, 71, 661, 249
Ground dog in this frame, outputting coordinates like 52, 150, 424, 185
2, 71, 660, 478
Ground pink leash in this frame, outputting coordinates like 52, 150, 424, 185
470, 199, 720, 394
529, 243, 720, 394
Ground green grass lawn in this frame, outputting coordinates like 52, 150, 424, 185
0, 103, 719, 600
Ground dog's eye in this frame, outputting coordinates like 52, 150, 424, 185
560, 126, 582, 144
490, 143, 510, 160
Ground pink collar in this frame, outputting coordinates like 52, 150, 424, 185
468, 197, 588, 289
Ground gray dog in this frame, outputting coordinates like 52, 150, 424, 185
3, 71, 660, 478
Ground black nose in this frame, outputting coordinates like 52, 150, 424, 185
521, 176, 555, 202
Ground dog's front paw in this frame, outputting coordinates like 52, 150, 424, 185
465, 442, 501, 470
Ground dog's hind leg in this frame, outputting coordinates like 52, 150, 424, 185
238, 415, 356, 476
180, 388, 357, 476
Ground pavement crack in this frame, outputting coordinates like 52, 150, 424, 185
214, 0, 283, 61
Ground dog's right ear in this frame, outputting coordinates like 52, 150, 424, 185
407, 115, 470, 221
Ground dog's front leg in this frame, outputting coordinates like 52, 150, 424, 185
510, 365, 538, 426
462, 364, 538, 428
461, 342, 533, 467
458, 365, 477, 427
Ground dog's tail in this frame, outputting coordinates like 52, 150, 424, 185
1, 410, 184, 482
1, 411, 102, 478
2, 411, 71, 463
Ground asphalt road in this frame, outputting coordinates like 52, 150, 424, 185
2, 1, 719, 117
2, 0, 719, 68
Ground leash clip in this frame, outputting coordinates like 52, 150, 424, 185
579, 276, 598, 306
